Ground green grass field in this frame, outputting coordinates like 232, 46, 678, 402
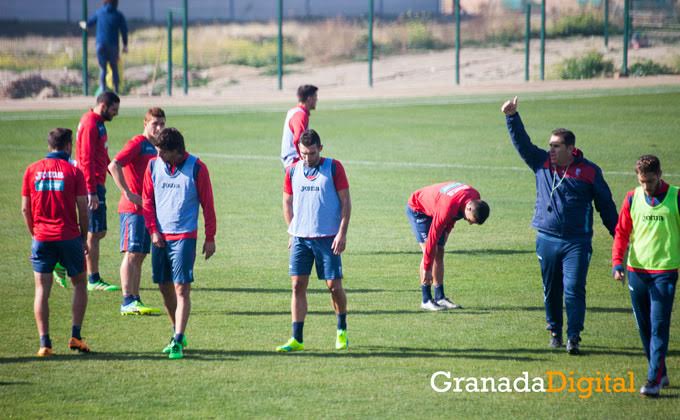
1, 88, 679, 418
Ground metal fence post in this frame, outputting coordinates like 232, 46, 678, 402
622, 0, 629, 76
455, 0, 460, 85
278, 0, 283, 90
540, 0, 545, 81
525, 3, 531, 82
368, 0, 374, 87
167, 10, 173, 96
183, 0, 188, 95
82, 0, 88, 95
604, 0, 609, 49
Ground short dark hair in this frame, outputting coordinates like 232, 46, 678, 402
297, 85, 318, 103
47, 128, 73, 151
551, 128, 576, 146
144, 107, 166, 123
300, 129, 321, 148
104, 0, 118, 8
155, 128, 185, 154
470, 199, 490, 225
96, 91, 120, 107
636, 154, 661, 175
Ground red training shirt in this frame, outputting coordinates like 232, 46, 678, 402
76, 110, 110, 193
22, 153, 87, 242
289, 104, 309, 160
114, 135, 157, 215
408, 182, 480, 271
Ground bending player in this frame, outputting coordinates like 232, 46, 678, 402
406, 182, 490, 311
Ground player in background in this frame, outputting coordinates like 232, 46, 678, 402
72, 91, 121, 292
280, 85, 318, 167
406, 182, 490, 311
612, 155, 678, 397
143, 128, 216, 359
22, 128, 91, 356
108, 108, 166, 316
80, 0, 128, 94
277, 129, 351, 352
502, 96, 618, 355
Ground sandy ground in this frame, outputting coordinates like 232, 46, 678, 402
2, 36, 679, 112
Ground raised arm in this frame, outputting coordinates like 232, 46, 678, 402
502, 96, 548, 171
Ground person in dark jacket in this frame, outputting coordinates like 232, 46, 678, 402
501, 96, 618, 355
80, 0, 128, 94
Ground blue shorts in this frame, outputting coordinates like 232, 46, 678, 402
88, 184, 107, 233
289, 236, 343, 280
119, 213, 151, 254
405, 205, 447, 246
151, 238, 196, 284
30, 237, 85, 277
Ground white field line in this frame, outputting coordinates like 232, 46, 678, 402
197, 152, 680, 178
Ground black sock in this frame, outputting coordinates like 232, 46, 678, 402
40, 334, 52, 348
337, 313, 347, 330
292, 322, 304, 343
434, 285, 445, 301
71, 325, 81, 340
421, 285, 433, 303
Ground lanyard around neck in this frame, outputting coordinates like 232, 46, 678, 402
550, 164, 570, 199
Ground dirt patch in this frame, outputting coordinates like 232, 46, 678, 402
1, 36, 679, 110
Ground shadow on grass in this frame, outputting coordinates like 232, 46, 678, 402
481, 306, 632, 314
352, 249, 534, 256
190, 287, 408, 294
0, 381, 32, 386
188, 348, 546, 362
194, 309, 492, 316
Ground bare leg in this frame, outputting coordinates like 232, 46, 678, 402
159, 282, 177, 327
174, 283, 191, 335
86, 231, 106, 277
120, 252, 146, 296
432, 246, 445, 287
71, 271, 88, 327
326, 279, 347, 315
291, 275, 309, 322
34, 273, 52, 338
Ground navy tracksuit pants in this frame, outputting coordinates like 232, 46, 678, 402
536, 232, 592, 340
628, 270, 677, 383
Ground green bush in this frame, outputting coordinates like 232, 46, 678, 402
549, 11, 620, 38
405, 21, 443, 50
671, 55, 680, 73
556, 51, 614, 79
629, 59, 676, 77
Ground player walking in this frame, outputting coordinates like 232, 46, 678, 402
612, 155, 678, 397
143, 128, 217, 359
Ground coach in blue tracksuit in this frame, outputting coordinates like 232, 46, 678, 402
501, 96, 618, 355
81, 0, 128, 94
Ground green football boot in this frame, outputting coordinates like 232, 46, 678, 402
335, 329, 349, 350
168, 339, 184, 360
276, 337, 304, 353
53, 263, 68, 289
162, 335, 188, 353
87, 279, 120, 292
133, 300, 162, 315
